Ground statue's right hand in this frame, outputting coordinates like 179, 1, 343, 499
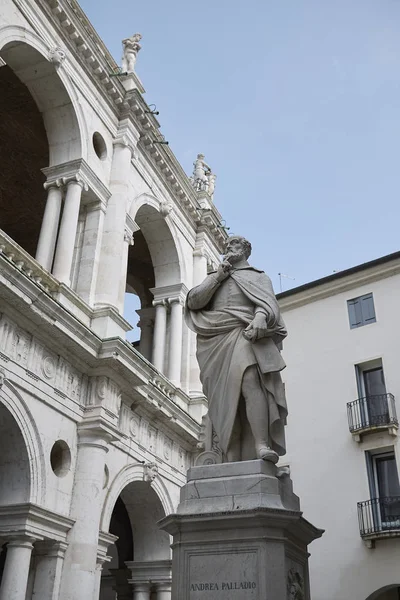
215, 260, 232, 282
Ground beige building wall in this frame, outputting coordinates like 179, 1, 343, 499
280, 256, 400, 600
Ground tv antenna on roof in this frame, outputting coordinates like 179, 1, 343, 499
278, 273, 295, 293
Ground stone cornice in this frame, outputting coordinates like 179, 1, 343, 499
0, 503, 75, 542
150, 284, 189, 304
35, 0, 228, 252
279, 257, 400, 312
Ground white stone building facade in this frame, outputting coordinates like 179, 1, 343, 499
280, 252, 400, 600
0, 1, 227, 598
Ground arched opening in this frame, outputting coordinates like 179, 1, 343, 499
366, 585, 400, 600
0, 38, 82, 261
0, 60, 48, 256
100, 482, 171, 599
0, 401, 32, 587
124, 203, 181, 359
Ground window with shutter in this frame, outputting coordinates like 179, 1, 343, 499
347, 293, 376, 329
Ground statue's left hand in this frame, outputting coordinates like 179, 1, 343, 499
243, 313, 269, 343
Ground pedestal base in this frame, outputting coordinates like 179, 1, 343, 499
159, 460, 323, 600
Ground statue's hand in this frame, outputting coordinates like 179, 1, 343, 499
243, 313, 269, 343
215, 260, 232, 282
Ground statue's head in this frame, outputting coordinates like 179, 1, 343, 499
197, 153, 205, 160
224, 235, 252, 263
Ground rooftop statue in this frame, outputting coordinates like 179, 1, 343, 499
190, 154, 216, 198
185, 235, 287, 463
121, 33, 142, 73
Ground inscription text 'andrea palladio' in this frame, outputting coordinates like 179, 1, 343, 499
190, 581, 257, 592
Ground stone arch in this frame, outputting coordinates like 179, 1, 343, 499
100, 464, 173, 597
0, 26, 85, 257
129, 193, 183, 288
365, 585, 400, 600
100, 462, 174, 532
0, 25, 84, 165
0, 379, 46, 505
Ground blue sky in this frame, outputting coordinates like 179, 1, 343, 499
81, 0, 400, 293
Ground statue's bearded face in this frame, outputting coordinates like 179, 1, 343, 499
224, 237, 248, 263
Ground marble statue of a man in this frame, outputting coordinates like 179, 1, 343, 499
192, 154, 211, 190
185, 235, 288, 463
121, 33, 142, 73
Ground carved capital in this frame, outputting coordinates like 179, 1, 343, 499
113, 134, 131, 149
168, 296, 184, 307
113, 121, 140, 155
62, 174, 89, 191
137, 316, 154, 329
43, 178, 63, 191
193, 247, 206, 258
124, 229, 134, 245
152, 299, 168, 308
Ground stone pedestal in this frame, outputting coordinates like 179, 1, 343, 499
159, 460, 323, 600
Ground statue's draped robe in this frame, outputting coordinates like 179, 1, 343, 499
185, 266, 288, 456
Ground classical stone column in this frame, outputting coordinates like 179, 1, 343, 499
133, 581, 152, 600
0, 536, 35, 600
52, 176, 87, 285
59, 424, 114, 600
167, 297, 184, 386
36, 180, 63, 271
95, 129, 138, 310
32, 541, 67, 600
152, 300, 168, 372
136, 307, 155, 361
155, 581, 172, 600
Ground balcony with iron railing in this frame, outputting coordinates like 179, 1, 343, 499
347, 394, 398, 441
358, 497, 400, 547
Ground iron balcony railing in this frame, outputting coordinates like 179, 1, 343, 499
347, 393, 398, 433
358, 497, 400, 536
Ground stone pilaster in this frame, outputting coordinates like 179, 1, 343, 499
31, 540, 68, 600
74, 201, 106, 305
95, 122, 139, 310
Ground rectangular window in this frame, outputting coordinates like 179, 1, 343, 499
366, 450, 400, 529
347, 293, 376, 329
355, 360, 389, 428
